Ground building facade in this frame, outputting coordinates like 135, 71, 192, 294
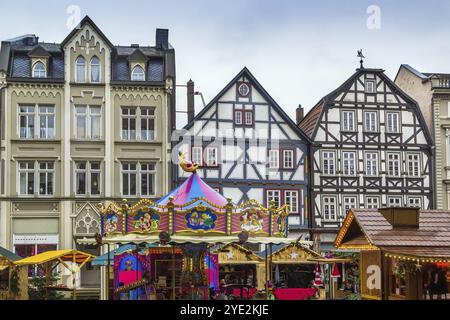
395, 64, 450, 209
300, 65, 434, 250
0, 16, 175, 288
175, 68, 311, 239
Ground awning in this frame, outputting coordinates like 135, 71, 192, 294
91, 244, 157, 266
15, 250, 95, 266
102, 235, 298, 245
0, 246, 22, 262
382, 247, 450, 262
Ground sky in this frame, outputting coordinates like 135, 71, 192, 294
1, 0, 450, 127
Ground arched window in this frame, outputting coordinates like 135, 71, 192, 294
32, 62, 46, 78
90, 56, 100, 83
131, 65, 145, 81
76, 56, 86, 83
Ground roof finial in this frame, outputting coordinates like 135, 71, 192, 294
357, 49, 365, 69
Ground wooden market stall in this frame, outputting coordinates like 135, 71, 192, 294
0, 246, 28, 300
14, 249, 95, 300
335, 207, 450, 300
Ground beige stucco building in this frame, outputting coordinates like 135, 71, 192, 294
395, 65, 448, 209
0, 16, 175, 293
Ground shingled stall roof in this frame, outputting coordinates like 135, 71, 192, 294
335, 208, 450, 261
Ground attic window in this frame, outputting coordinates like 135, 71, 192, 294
131, 65, 145, 81
365, 80, 376, 93
32, 62, 46, 78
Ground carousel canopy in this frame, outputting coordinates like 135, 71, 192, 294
156, 173, 229, 209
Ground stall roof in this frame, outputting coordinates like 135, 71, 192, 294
91, 244, 157, 266
15, 250, 95, 265
0, 246, 22, 262
382, 247, 450, 261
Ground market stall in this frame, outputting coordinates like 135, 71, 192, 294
335, 207, 450, 300
0, 246, 28, 300
98, 155, 292, 300
14, 249, 95, 300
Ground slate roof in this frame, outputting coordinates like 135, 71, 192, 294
345, 209, 450, 248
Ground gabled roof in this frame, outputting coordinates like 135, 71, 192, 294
300, 67, 433, 145
335, 209, 450, 249
127, 48, 149, 62
184, 67, 311, 143
61, 15, 113, 49
27, 44, 51, 58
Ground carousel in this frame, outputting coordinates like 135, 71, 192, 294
97, 154, 294, 300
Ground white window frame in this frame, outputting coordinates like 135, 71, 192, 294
32, 61, 46, 78
121, 162, 157, 197
38, 105, 55, 139
365, 152, 379, 176
75, 56, 86, 83
364, 111, 378, 132
268, 149, 280, 169
266, 190, 281, 208
90, 56, 101, 83
388, 196, 403, 207
387, 152, 401, 177
74, 105, 102, 140
74, 161, 102, 196
37, 161, 54, 196
366, 196, 380, 209
407, 153, 421, 177
131, 65, 145, 81
343, 196, 357, 215
18, 160, 54, 197
323, 196, 337, 221
386, 112, 400, 133
191, 146, 203, 166
342, 151, 356, 176
365, 80, 376, 93
140, 107, 156, 141
140, 163, 156, 197
18, 105, 35, 139
284, 190, 299, 214
322, 151, 336, 175
121, 107, 156, 141
234, 110, 243, 125
244, 110, 253, 126
205, 147, 218, 167
342, 110, 355, 131
121, 163, 138, 197
408, 196, 422, 208
282, 149, 294, 169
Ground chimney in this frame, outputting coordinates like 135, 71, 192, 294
187, 79, 195, 123
156, 29, 169, 49
379, 207, 420, 229
296, 104, 304, 124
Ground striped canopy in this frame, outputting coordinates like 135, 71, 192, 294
156, 173, 229, 209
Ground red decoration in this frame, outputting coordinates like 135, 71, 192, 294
331, 263, 341, 278
314, 264, 323, 286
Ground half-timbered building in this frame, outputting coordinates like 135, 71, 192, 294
299, 65, 434, 251
175, 68, 311, 238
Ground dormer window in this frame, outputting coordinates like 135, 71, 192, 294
90, 56, 100, 83
32, 62, 46, 78
131, 65, 145, 81
76, 56, 86, 83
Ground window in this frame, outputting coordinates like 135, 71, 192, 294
38, 162, 54, 195
18, 161, 54, 196
323, 196, 337, 221
343, 197, 357, 215
75, 105, 101, 139
90, 56, 100, 83
365, 111, 377, 132
388, 197, 402, 207
121, 162, 156, 196
238, 83, 250, 97
366, 197, 380, 209
365, 152, 378, 176
205, 147, 218, 166
386, 112, 400, 133
408, 197, 421, 208
121, 107, 137, 140
140, 163, 156, 196
75, 161, 101, 196
234, 111, 242, 125
131, 65, 145, 81
268, 149, 279, 169
342, 152, 356, 176
285, 190, 299, 213
122, 163, 137, 196
140, 108, 155, 141
322, 151, 335, 175
387, 153, 401, 177
342, 111, 355, 131
191, 147, 203, 165
39, 106, 55, 139
19, 105, 35, 139
32, 62, 46, 78
283, 150, 294, 169
267, 190, 281, 207
365, 80, 376, 93
76, 56, 86, 83
245, 111, 253, 126
18, 161, 35, 195
407, 153, 420, 177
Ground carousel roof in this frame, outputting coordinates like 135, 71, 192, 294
156, 173, 230, 209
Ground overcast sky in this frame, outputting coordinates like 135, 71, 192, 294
1, 0, 450, 127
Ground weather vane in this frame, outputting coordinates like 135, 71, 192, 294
357, 50, 365, 69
